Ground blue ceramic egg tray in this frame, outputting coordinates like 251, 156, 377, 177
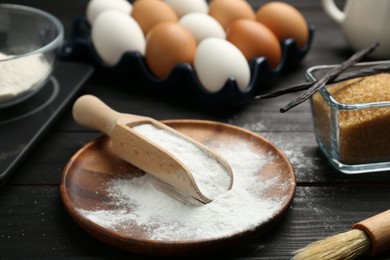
62, 16, 314, 108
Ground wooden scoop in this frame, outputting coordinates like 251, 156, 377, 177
72, 95, 233, 203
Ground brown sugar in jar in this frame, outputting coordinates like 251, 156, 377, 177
312, 73, 390, 164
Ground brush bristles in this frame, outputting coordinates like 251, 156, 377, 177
293, 229, 371, 260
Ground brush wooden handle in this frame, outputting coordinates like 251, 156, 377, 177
353, 209, 390, 256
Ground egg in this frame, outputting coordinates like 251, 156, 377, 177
208, 0, 256, 30
86, 0, 132, 24
91, 10, 145, 66
145, 22, 196, 78
256, 2, 309, 48
131, 0, 178, 36
179, 13, 226, 44
227, 19, 281, 68
165, 0, 208, 17
194, 38, 250, 93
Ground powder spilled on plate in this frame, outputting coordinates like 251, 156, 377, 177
78, 142, 287, 241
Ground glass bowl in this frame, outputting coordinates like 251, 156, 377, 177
306, 61, 390, 174
0, 4, 64, 108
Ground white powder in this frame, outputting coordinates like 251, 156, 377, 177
79, 142, 289, 241
132, 123, 231, 200
0, 52, 51, 101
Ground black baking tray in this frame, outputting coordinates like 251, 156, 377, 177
0, 62, 93, 186
62, 16, 314, 108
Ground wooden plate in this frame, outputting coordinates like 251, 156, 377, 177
60, 120, 296, 256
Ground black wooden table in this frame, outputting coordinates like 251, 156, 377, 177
1, 0, 390, 259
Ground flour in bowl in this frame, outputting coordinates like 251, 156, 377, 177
0, 52, 51, 101
79, 142, 289, 241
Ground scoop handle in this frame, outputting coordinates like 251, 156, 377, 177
353, 209, 390, 256
72, 95, 123, 135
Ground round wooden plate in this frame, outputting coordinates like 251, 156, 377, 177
60, 120, 296, 256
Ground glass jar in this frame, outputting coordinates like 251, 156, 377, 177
306, 61, 390, 173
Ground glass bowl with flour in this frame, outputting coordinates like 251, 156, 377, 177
0, 4, 64, 108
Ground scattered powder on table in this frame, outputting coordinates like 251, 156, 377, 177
79, 142, 285, 241
0, 52, 51, 100
132, 123, 231, 200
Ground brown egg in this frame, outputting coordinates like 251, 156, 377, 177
256, 2, 309, 48
145, 22, 196, 79
131, 0, 178, 35
208, 0, 255, 30
227, 19, 281, 68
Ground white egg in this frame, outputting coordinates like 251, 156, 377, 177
194, 38, 250, 93
164, 0, 208, 17
179, 13, 226, 44
91, 10, 145, 66
86, 0, 132, 24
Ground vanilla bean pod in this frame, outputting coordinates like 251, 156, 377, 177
279, 42, 379, 113
256, 63, 390, 99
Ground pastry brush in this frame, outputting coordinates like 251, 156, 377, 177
293, 210, 390, 260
